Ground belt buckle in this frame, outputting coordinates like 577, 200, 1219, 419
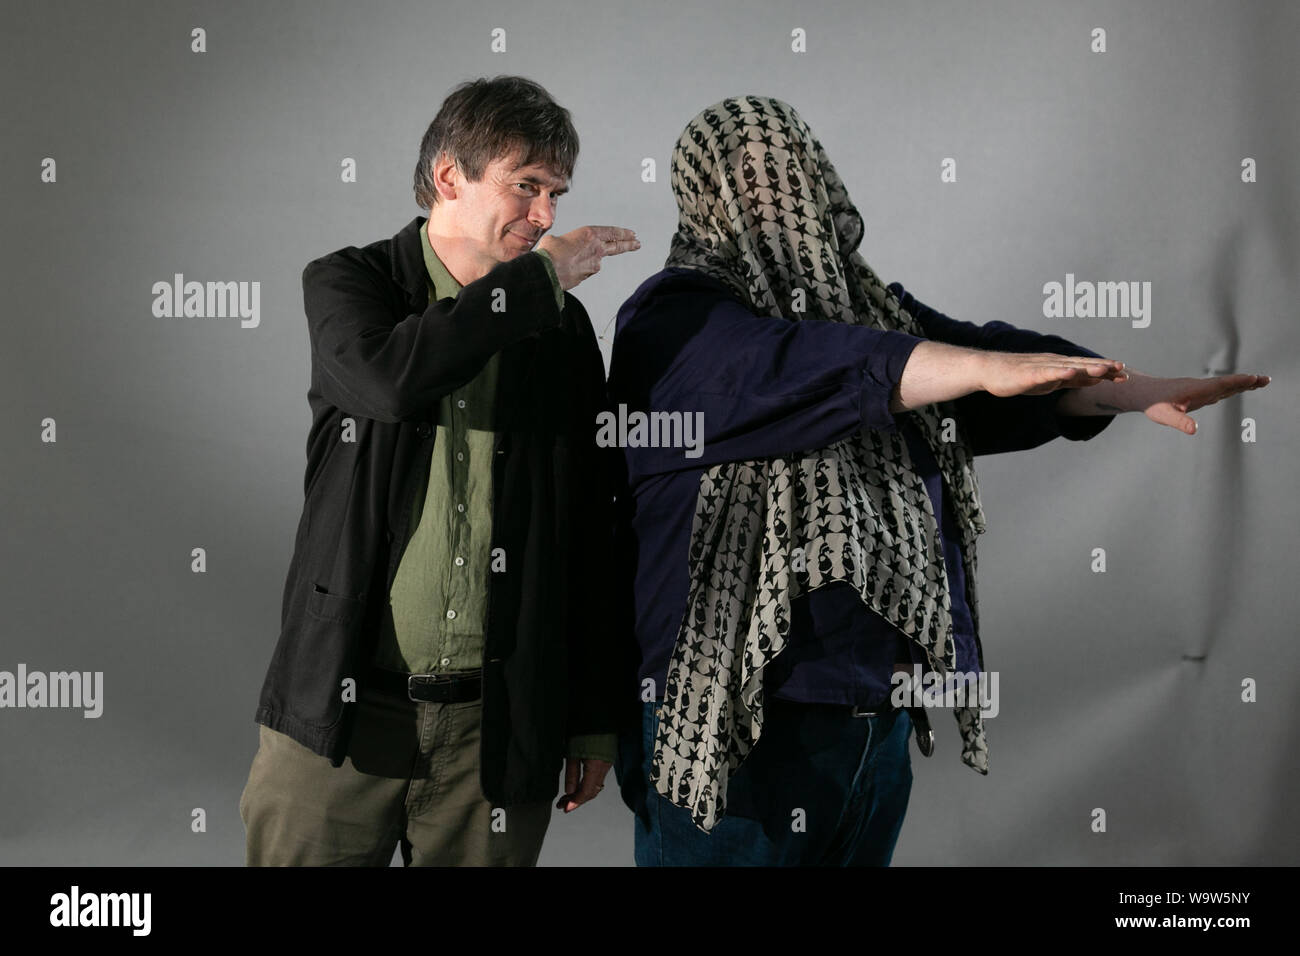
851, 701, 889, 718
406, 670, 479, 702
406, 673, 450, 701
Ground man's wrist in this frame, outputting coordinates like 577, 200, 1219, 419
566, 732, 618, 764
964, 347, 991, 396
891, 341, 987, 412
1057, 369, 1148, 416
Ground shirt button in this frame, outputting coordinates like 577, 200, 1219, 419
454, 556, 465, 566
440, 657, 451, 667
456, 451, 465, 461
456, 503, 465, 513
457, 400, 466, 409
446, 609, 457, 620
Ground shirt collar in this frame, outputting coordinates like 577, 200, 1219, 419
420, 217, 463, 301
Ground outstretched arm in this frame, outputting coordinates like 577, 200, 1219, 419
887, 281, 1129, 453
887, 338, 1126, 413
886, 280, 1270, 440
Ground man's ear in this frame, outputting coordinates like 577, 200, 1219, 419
432, 151, 460, 203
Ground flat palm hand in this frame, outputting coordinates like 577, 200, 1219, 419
1141, 374, 1270, 434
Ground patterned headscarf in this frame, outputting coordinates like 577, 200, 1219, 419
652, 95, 990, 832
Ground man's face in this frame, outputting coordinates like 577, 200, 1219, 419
447, 151, 569, 271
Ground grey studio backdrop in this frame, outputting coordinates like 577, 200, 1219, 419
2, 0, 1296, 867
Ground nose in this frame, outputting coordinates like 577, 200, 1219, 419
528, 194, 555, 232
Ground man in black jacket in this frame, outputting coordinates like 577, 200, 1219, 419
238, 76, 639, 866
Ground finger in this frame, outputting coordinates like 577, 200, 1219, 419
1216, 373, 1266, 388
569, 778, 599, 809
1039, 365, 1111, 387
1146, 403, 1197, 435
1025, 368, 1121, 397
1202, 374, 1268, 398
1201, 376, 1252, 398
1218, 373, 1271, 396
1179, 381, 1254, 411
1016, 366, 1080, 395
554, 757, 578, 809
1032, 361, 1126, 386
1073, 361, 1127, 380
587, 226, 639, 242
1230, 376, 1270, 395
1038, 355, 1125, 372
569, 760, 611, 810
600, 238, 642, 257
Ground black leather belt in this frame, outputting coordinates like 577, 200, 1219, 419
368, 667, 482, 703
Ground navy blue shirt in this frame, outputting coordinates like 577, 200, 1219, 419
607, 268, 1114, 707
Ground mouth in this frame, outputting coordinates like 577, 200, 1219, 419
509, 231, 540, 246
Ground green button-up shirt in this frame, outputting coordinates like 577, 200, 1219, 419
379, 226, 501, 674
374, 222, 615, 763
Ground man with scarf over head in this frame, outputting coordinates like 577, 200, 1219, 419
607, 95, 1269, 866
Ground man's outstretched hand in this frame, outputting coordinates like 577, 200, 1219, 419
977, 351, 1130, 397
537, 226, 640, 290
1056, 369, 1271, 434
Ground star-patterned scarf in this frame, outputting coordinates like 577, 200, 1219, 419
652, 95, 991, 833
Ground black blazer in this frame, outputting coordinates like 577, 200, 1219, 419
253, 216, 632, 805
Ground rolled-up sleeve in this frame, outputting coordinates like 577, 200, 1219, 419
859, 330, 919, 432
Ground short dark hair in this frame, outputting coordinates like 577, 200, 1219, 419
413, 76, 579, 209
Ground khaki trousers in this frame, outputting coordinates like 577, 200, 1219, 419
239, 682, 552, 866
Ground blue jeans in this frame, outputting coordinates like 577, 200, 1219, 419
615, 697, 914, 866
